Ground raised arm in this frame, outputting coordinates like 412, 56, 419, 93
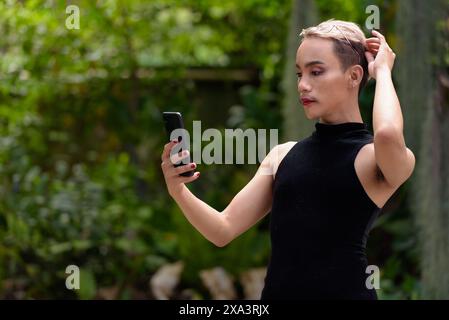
365, 30, 415, 189
161, 140, 291, 247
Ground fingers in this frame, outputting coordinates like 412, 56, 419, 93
371, 30, 386, 44
161, 148, 196, 177
365, 50, 374, 60
161, 140, 178, 162
173, 162, 197, 176
366, 37, 380, 44
371, 30, 388, 50
161, 160, 196, 177
371, 30, 394, 52
365, 37, 380, 54
176, 171, 201, 184
366, 43, 379, 54
161, 149, 190, 170
165, 161, 198, 179
368, 30, 396, 58
160, 141, 201, 186
366, 42, 380, 48
169, 149, 190, 165
161, 141, 191, 164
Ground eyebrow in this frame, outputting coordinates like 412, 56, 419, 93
295, 60, 325, 69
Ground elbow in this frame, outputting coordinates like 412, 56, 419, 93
374, 125, 398, 139
213, 235, 231, 247
374, 126, 404, 147
375, 121, 402, 134
214, 239, 229, 248
212, 217, 232, 247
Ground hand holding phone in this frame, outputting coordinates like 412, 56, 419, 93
162, 112, 195, 177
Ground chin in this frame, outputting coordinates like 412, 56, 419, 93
303, 110, 320, 120
304, 113, 314, 120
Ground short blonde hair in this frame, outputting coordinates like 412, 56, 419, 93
299, 19, 369, 95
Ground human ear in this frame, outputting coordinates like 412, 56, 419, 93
349, 65, 363, 87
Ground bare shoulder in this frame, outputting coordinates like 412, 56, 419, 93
355, 143, 400, 208
260, 141, 297, 180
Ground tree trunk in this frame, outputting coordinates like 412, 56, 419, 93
396, 0, 449, 299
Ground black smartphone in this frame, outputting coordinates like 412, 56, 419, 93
162, 111, 194, 177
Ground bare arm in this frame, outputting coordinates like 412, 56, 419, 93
372, 67, 415, 188
161, 140, 291, 247
218, 145, 280, 246
365, 30, 415, 188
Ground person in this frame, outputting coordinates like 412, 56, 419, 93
160, 19, 415, 300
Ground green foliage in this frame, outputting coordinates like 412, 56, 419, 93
0, 0, 287, 299
0, 0, 428, 300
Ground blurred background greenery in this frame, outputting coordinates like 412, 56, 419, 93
0, 0, 447, 299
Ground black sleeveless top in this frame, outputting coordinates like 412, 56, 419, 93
261, 121, 382, 300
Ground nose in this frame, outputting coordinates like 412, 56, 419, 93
297, 77, 311, 94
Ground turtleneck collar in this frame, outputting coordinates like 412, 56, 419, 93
312, 121, 368, 139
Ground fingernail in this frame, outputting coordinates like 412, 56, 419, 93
191, 163, 196, 168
